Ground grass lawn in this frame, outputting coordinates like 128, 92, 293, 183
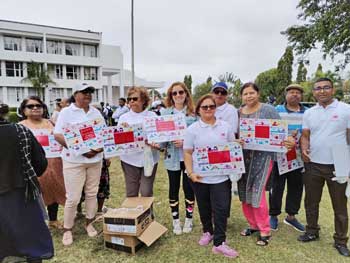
46, 159, 348, 262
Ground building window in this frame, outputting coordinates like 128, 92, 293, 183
65, 42, 80, 56
6, 61, 23, 77
84, 67, 98, 80
51, 88, 64, 101
92, 90, 99, 102
47, 40, 62, 54
83, 44, 97, 57
8, 87, 24, 103
26, 38, 43, 53
28, 88, 38, 96
0, 87, 3, 102
66, 65, 80, 79
4, 36, 22, 51
48, 64, 63, 79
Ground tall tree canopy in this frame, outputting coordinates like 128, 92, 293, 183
283, 0, 350, 69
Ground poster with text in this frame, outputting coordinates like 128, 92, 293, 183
102, 123, 145, 158
239, 118, 288, 153
62, 118, 105, 156
276, 113, 304, 174
144, 114, 187, 143
193, 142, 245, 176
32, 129, 62, 158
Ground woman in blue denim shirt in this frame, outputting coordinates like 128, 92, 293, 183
161, 82, 197, 235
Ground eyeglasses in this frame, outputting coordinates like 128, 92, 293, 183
313, 85, 332, 92
200, 104, 216, 111
80, 88, 94, 94
25, 104, 43, 110
172, 90, 185, 96
213, 89, 228, 96
127, 97, 139, 102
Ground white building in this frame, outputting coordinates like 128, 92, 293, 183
0, 20, 164, 108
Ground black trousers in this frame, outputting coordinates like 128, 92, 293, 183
269, 163, 303, 216
192, 180, 231, 246
304, 162, 348, 245
167, 162, 195, 219
47, 203, 59, 221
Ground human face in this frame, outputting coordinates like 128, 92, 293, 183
60, 98, 70, 108
212, 88, 228, 107
312, 80, 334, 106
241, 86, 260, 107
24, 99, 44, 120
285, 89, 302, 106
127, 91, 143, 113
199, 98, 216, 121
74, 89, 93, 108
171, 85, 186, 106
119, 99, 125, 107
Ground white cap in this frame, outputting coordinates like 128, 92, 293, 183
73, 83, 95, 93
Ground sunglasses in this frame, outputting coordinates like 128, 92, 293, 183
127, 97, 139, 102
200, 104, 216, 111
213, 89, 228, 96
172, 90, 185, 96
312, 85, 332, 92
25, 104, 43, 110
80, 88, 94, 94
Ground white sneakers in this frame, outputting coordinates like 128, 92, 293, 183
183, 218, 193, 233
173, 219, 182, 235
173, 218, 193, 235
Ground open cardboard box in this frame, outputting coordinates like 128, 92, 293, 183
103, 197, 168, 254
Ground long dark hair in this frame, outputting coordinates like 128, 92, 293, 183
19, 96, 49, 120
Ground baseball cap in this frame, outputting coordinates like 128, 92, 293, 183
211, 82, 228, 91
73, 83, 95, 94
285, 84, 304, 93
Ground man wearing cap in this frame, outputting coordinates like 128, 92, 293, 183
211, 82, 239, 136
269, 84, 307, 233
298, 77, 350, 257
54, 83, 105, 246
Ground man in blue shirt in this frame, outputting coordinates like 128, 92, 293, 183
269, 84, 308, 232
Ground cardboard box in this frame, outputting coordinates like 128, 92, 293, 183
103, 197, 168, 254
103, 197, 154, 236
104, 221, 168, 255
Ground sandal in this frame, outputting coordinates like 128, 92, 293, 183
256, 235, 271, 246
240, 228, 259, 236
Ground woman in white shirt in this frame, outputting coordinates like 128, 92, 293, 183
184, 94, 239, 259
119, 87, 160, 197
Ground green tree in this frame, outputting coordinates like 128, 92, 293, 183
255, 68, 280, 103
193, 77, 212, 102
21, 61, 55, 100
277, 46, 294, 92
228, 78, 242, 107
283, 0, 350, 69
296, 61, 307, 83
184, 75, 192, 94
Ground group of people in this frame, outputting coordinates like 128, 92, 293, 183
0, 76, 349, 262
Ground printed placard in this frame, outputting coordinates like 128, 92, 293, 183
276, 113, 304, 174
62, 118, 105, 156
102, 123, 145, 158
32, 129, 62, 158
193, 142, 245, 176
144, 114, 187, 143
239, 118, 288, 153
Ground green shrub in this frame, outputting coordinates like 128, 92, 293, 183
8, 111, 19, 123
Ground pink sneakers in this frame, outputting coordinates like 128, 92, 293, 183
198, 232, 214, 246
212, 242, 239, 258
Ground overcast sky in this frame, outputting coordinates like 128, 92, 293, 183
0, 0, 344, 86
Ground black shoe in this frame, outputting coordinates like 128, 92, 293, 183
334, 244, 350, 257
297, 232, 319, 242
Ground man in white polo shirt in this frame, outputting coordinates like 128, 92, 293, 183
54, 83, 105, 246
211, 82, 239, 136
299, 77, 350, 257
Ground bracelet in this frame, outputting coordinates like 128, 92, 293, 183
187, 172, 193, 178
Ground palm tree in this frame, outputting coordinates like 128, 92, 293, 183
21, 61, 56, 100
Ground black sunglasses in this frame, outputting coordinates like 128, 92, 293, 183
213, 89, 228, 96
200, 104, 216, 111
80, 88, 94, 94
25, 104, 43, 110
127, 97, 139, 102
172, 90, 185, 96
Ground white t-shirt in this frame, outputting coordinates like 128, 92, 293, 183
119, 109, 160, 167
215, 102, 239, 135
302, 100, 350, 164
54, 103, 105, 163
183, 119, 235, 184
112, 105, 129, 122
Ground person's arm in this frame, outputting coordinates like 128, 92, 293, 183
54, 133, 67, 148
300, 129, 311, 162
184, 149, 202, 183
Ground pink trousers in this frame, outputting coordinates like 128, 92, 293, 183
242, 161, 273, 235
